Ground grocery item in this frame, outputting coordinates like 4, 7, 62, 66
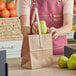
0, 0, 17, 18
67, 54, 76, 70
58, 56, 68, 68
1, 9, 10, 18
6, 1, 16, 10
0, 1, 6, 11
9, 9, 17, 17
40, 20, 47, 34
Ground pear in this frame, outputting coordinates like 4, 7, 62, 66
67, 54, 76, 70
58, 56, 68, 68
40, 20, 47, 34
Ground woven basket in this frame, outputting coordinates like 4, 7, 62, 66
0, 17, 23, 41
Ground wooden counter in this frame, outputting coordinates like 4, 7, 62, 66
8, 55, 76, 76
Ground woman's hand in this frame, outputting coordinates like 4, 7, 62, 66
20, 15, 31, 37
32, 23, 65, 40
32, 22, 38, 34
21, 26, 30, 37
32, 22, 50, 34
48, 27, 60, 40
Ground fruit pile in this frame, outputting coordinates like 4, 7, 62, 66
0, 0, 17, 18
58, 54, 76, 70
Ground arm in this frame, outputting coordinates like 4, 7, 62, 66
57, 14, 73, 36
51, 0, 74, 39
19, 0, 31, 36
51, 14, 73, 39
20, 15, 30, 36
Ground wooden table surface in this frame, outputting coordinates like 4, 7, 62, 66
8, 55, 76, 76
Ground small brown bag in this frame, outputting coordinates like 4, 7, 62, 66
21, 8, 53, 69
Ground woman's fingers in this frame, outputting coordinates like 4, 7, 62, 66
49, 27, 59, 39
47, 27, 50, 33
32, 22, 38, 34
52, 33, 58, 39
21, 26, 30, 36
49, 27, 56, 35
47, 27, 55, 33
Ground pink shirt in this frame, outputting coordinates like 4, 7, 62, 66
19, 0, 74, 16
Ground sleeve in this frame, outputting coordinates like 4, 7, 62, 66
63, 0, 74, 15
19, 0, 31, 16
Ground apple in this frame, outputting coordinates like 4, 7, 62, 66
67, 54, 76, 70
40, 20, 47, 34
58, 56, 68, 68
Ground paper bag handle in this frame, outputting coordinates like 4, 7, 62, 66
31, 8, 43, 48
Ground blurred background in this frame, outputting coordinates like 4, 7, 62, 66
0, 0, 76, 58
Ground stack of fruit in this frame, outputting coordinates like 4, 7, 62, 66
0, 0, 17, 18
58, 54, 76, 70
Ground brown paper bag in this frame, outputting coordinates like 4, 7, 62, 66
21, 8, 53, 69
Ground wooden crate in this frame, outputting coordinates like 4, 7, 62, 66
0, 17, 23, 41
